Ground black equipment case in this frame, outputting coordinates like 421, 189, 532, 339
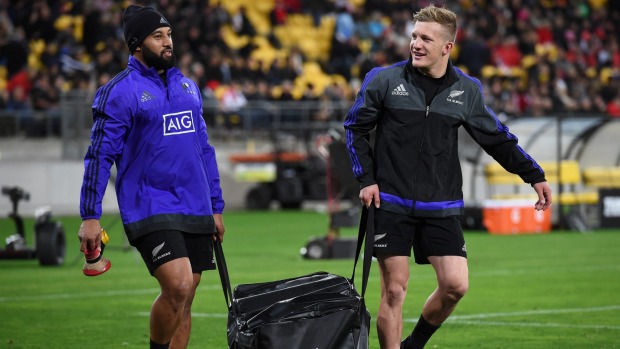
214, 207, 375, 349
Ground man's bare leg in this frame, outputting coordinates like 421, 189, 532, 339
376, 255, 410, 349
150, 258, 194, 347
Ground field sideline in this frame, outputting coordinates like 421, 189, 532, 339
1, 210, 619, 349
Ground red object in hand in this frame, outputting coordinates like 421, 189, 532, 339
82, 230, 111, 276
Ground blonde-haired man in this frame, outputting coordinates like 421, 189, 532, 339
344, 5, 551, 348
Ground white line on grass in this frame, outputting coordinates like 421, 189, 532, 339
135, 305, 620, 330
445, 319, 620, 330
0, 285, 221, 303
400, 305, 620, 330
471, 264, 620, 277
446, 305, 620, 320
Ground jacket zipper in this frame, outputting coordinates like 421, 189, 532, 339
411, 105, 430, 215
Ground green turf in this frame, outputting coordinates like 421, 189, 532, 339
1, 211, 619, 348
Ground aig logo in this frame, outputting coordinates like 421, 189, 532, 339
163, 110, 195, 136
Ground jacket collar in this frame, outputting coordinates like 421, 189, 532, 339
405, 56, 459, 85
127, 55, 179, 79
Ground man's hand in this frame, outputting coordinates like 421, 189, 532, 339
359, 184, 380, 208
213, 214, 225, 242
78, 219, 103, 253
533, 181, 552, 211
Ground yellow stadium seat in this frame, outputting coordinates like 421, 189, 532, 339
540, 160, 581, 185
600, 67, 613, 85
484, 162, 521, 185
221, 26, 250, 50
583, 167, 620, 188
521, 55, 537, 69
270, 85, 282, 99
481, 65, 497, 79
54, 14, 73, 31
588, 0, 608, 10
485, 160, 598, 205
27, 52, 42, 70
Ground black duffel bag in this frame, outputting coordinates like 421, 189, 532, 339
214, 207, 375, 349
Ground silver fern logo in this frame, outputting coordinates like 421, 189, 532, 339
152, 242, 165, 257
447, 90, 465, 105
449, 90, 464, 98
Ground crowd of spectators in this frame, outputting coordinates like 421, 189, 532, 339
1, 0, 620, 136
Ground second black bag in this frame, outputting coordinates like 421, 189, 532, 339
214, 207, 375, 349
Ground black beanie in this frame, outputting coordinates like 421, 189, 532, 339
122, 5, 171, 53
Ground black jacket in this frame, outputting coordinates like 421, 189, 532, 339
344, 59, 546, 217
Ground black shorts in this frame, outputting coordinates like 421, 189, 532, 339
373, 209, 467, 264
131, 230, 216, 276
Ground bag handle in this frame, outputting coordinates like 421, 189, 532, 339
214, 206, 375, 306
213, 237, 233, 309
351, 205, 374, 297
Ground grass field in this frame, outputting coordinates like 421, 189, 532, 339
1, 210, 619, 349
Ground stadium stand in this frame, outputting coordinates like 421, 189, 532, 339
1, 0, 619, 129
3, 1, 620, 224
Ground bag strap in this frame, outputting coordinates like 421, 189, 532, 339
213, 237, 233, 309
351, 205, 375, 297
214, 207, 375, 306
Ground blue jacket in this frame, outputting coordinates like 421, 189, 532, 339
80, 56, 224, 242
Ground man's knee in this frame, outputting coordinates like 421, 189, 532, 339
441, 280, 468, 303
159, 273, 195, 310
167, 280, 193, 305
383, 283, 408, 306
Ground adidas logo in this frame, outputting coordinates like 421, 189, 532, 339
160, 17, 168, 24
392, 84, 409, 96
141, 91, 154, 102
182, 82, 195, 94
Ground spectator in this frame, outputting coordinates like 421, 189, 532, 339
267, 57, 298, 85
328, 34, 361, 80
219, 81, 248, 130
456, 28, 492, 77
30, 71, 59, 111
525, 83, 554, 116
231, 6, 256, 37
0, 27, 28, 78
243, 80, 273, 129
26, 0, 56, 43
29, 71, 61, 136
334, 4, 356, 43
229, 55, 250, 82
204, 51, 226, 83
492, 35, 522, 68
607, 91, 620, 117
94, 47, 121, 79
301, 0, 331, 27
6, 68, 31, 111
270, 0, 289, 26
